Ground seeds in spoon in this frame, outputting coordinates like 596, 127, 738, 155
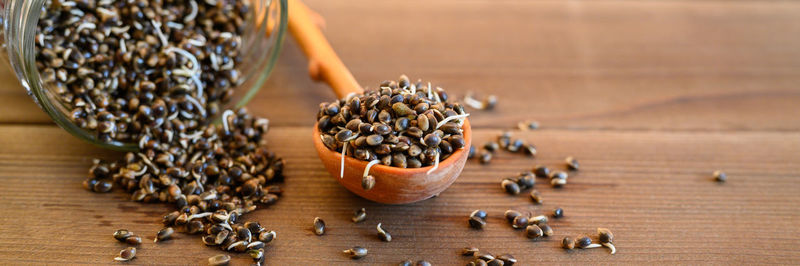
343, 246, 368, 259
501, 179, 521, 195
713, 170, 727, 182
565, 156, 579, 170
313, 217, 325, 236
154, 227, 174, 243
208, 254, 231, 266
530, 190, 543, 204
352, 208, 367, 223
114, 247, 136, 262
377, 223, 392, 242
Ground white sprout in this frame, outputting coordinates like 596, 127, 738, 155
98, 0, 113, 5
180, 110, 195, 119
138, 135, 148, 149
583, 243, 603, 249
462, 93, 484, 109
150, 20, 168, 48
166, 22, 184, 29
221, 110, 234, 133
185, 0, 198, 22
187, 212, 212, 220
190, 75, 204, 98
187, 37, 206, 47
132, 21, 142, 30
70, 9, 85, 18
130, 166, 148, 177
75, 22, 96, 33
119, 38, 127, 53
62, 48, 72, 61
165, 130, 173, 143
602, 243, 616, 254
205, 0, 217, 5
165, 47, 200, 74
210, 53, 219, 71
172, 68, 194, 77
183, 95, 207, 117
61, 1, 76, 7
166, 110, 179, 121
219, 32, 233, 39
96, 7, 116, 18
363, 160, 380, 178
426, 152, 440, 175
340, 142, 348, 179
220, 60, 234, 70
110, 26, 129, 35
426, 82, 432, 99
432, 85, 442, 104
435, 113, 470, 129
137, 153, 160, 175
180, 130, 203, 140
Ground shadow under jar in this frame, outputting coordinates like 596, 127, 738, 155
0, 0, 287, 150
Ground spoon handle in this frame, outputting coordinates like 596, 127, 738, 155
288, 0, 363, 99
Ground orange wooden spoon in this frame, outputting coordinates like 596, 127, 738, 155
289, 0, 471, 204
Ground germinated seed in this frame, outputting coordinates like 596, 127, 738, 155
530, 190, 543, 204
313, 217, 325, 236
713, 170, 726, 182
208, 254, 231, 266
462, 247, 480, 256
553, 207, 564, 218
154, 227, 174, 243
576, 235, 593, 249
259, 230, 276, 243
114, 247, 136, 262
362, 175, 376, 190
343, 246, 368, 259
377, 223, 392, 242
352, 208, 367, 223
565, 156, 579, 170
598, 228, 614, 243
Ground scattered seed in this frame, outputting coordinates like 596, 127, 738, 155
525, 225, 543, 239
504, 210, 522, 223
533, 165, 550, 178
416, 260, 432, 266
550, 178, 567, 188
468, 145, 476, 159
154, 227, 174, 243
501, 179, 521, 195
469, 216, 487, 229
553, 207, 564, 218
472, 259, 489, 266
598, 228, 614, 243
479, 150, 492, 164
507, 139, 523, 153
484, 142, 499, 152
497, 254, 517, 265
114, 247, 136, 262
208, 254, 231, 266
516, 172, 535, 189
529, 215, 548, 225
518, 120, 539, 130
399, 260, 413, 266
377, 223, 392, 242
562, 237, 575, 250
565, 156, 579, 170
576, 235, 594, 249
343, 246, 368, 259
523, 144, 537, 157
530, 190, 543, 204
462, 247, 480, 256
476, 252, 495, 261
713, 170, 726, 183
512, 215, 528, 229
125, 235, 142, 245
486, 259, 504, 266
313, 217, 325, 236
113, 229, 132, 242
470, 210, 488, 220
352, 208, 367, 223
540, 224, 553, 237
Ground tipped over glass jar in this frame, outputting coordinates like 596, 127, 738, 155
0, 0, 287, 150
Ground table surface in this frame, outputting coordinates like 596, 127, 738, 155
2, 0, 800, 264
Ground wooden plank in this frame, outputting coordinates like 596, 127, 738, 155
1, 0, 800, 132
0, 125, 798, 264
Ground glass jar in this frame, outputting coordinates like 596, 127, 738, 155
0, 0, 287, 151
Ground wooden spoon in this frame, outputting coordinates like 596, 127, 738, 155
289, 0, 471, 204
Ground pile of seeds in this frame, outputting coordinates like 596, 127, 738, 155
317, 75, 470, 187
85, 108, 284, 264
36, 0, 248, 143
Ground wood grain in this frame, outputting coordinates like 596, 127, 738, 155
1, 0, 800, 264
0, 126, 799, 264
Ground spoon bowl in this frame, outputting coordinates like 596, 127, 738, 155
312, 119, 471, 204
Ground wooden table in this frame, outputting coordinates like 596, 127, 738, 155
1, 0, 799, 264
